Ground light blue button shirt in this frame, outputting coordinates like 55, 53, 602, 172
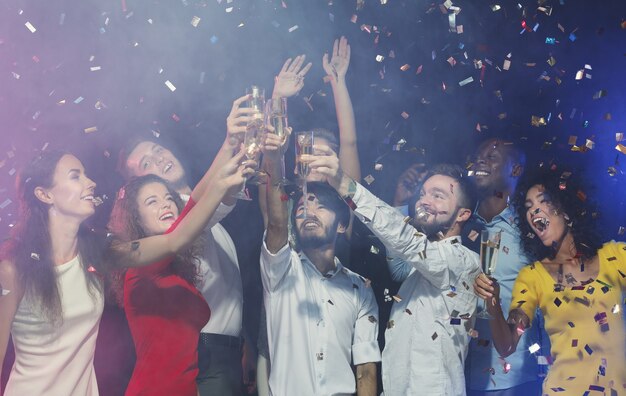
463, 206, 549, 391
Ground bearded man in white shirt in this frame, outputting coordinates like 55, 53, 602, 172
305, 146, 481, 396
261, 134, 380, 396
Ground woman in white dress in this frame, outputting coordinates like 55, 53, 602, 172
0, 149, 252, 395
0, 151, 104, 395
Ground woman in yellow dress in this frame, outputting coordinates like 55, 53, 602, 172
474, 167, 626, 395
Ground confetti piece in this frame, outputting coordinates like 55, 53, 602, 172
84, 126, 98, 134
458, 76, 474, 86
531, 116, 547, 127
364, 174, 375, 185
288, 25, 299, 33
164, 80, 176, 92
25, 21, 37, 33
375, 55, 385, 62
368, 315, 377, 323
30, 252, 40, 260
191, 16, 201, 27
592, 89, 608, 100
528, 343, 540, 354
467, 229, 479, 242
615, 144, 626, 154
431, 332, 438, 340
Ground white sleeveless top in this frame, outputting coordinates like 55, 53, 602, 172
5, 255, 104, 396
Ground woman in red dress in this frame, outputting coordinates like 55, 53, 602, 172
107, 151, 253, 396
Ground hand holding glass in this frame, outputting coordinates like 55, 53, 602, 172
476, 230, 501, 319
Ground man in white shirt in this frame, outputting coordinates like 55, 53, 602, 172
306, 146, 481, 396
262, 135, 381, 396
117, 95, 253, 395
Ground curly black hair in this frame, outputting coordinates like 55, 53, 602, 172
512, 166, 603, 262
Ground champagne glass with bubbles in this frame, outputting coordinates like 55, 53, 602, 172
477, 230, 501, 319
266, 97, 291, 187
233, 86, 266, 200
295, 130, 314, 217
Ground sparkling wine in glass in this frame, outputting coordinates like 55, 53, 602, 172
233, 86, 266, 200
267, 97, 290, 186
477, 230, 501, 319
295, 131, 314, 217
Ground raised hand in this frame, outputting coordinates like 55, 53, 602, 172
301, 144, 342, 189
272, 55, 312, 98
323, 36, 351, 83
262, 127, 291, 159
226, 95, 256, 148
217, 149, 258, 196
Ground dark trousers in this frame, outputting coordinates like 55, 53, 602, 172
197, 334, 243, 396
467, 379, 543, 396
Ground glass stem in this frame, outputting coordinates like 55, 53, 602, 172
302, 180, 308, 218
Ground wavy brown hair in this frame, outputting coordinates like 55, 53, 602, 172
0, 150, 104, 325
106, 174, 202, 306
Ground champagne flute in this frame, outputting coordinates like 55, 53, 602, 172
477, 230, 501, 320
233, 86, 266, 200
295, 131, 314, 217
266, 97, 291, 187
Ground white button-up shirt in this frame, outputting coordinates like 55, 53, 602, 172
260, 239, 381, 396
351, 183, 480, 396
180, 195, 242, 337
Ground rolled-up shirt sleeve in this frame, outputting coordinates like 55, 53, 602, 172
260, 235, 293, 293
352, 183, 449, 288
352, 285, 382, 365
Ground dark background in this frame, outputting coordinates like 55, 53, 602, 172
1, 0, 625, 394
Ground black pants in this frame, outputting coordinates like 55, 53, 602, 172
197, 337, 243, 396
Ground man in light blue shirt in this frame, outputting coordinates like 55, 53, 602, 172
463, 138, 547, 395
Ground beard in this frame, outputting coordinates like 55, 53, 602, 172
296, 220, 338, 250
414, 211, 458, 238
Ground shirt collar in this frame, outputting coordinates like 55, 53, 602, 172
437, 235, 463, 245
473, 203, 516, 226
299, 252, 344, 279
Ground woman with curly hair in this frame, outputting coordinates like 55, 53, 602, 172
107, 149, 253, 396
474, 166, 626, 394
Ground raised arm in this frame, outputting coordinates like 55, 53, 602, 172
356, 363, 377, 396
113, 151, 255, 267
0, 259, 23, 376
263, 133, 289, 253
474, 273, 530, 357
323, 37, 360, 181
193, 94, 256, 206
259, 55, 311, 227
306, 146, 459, 287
